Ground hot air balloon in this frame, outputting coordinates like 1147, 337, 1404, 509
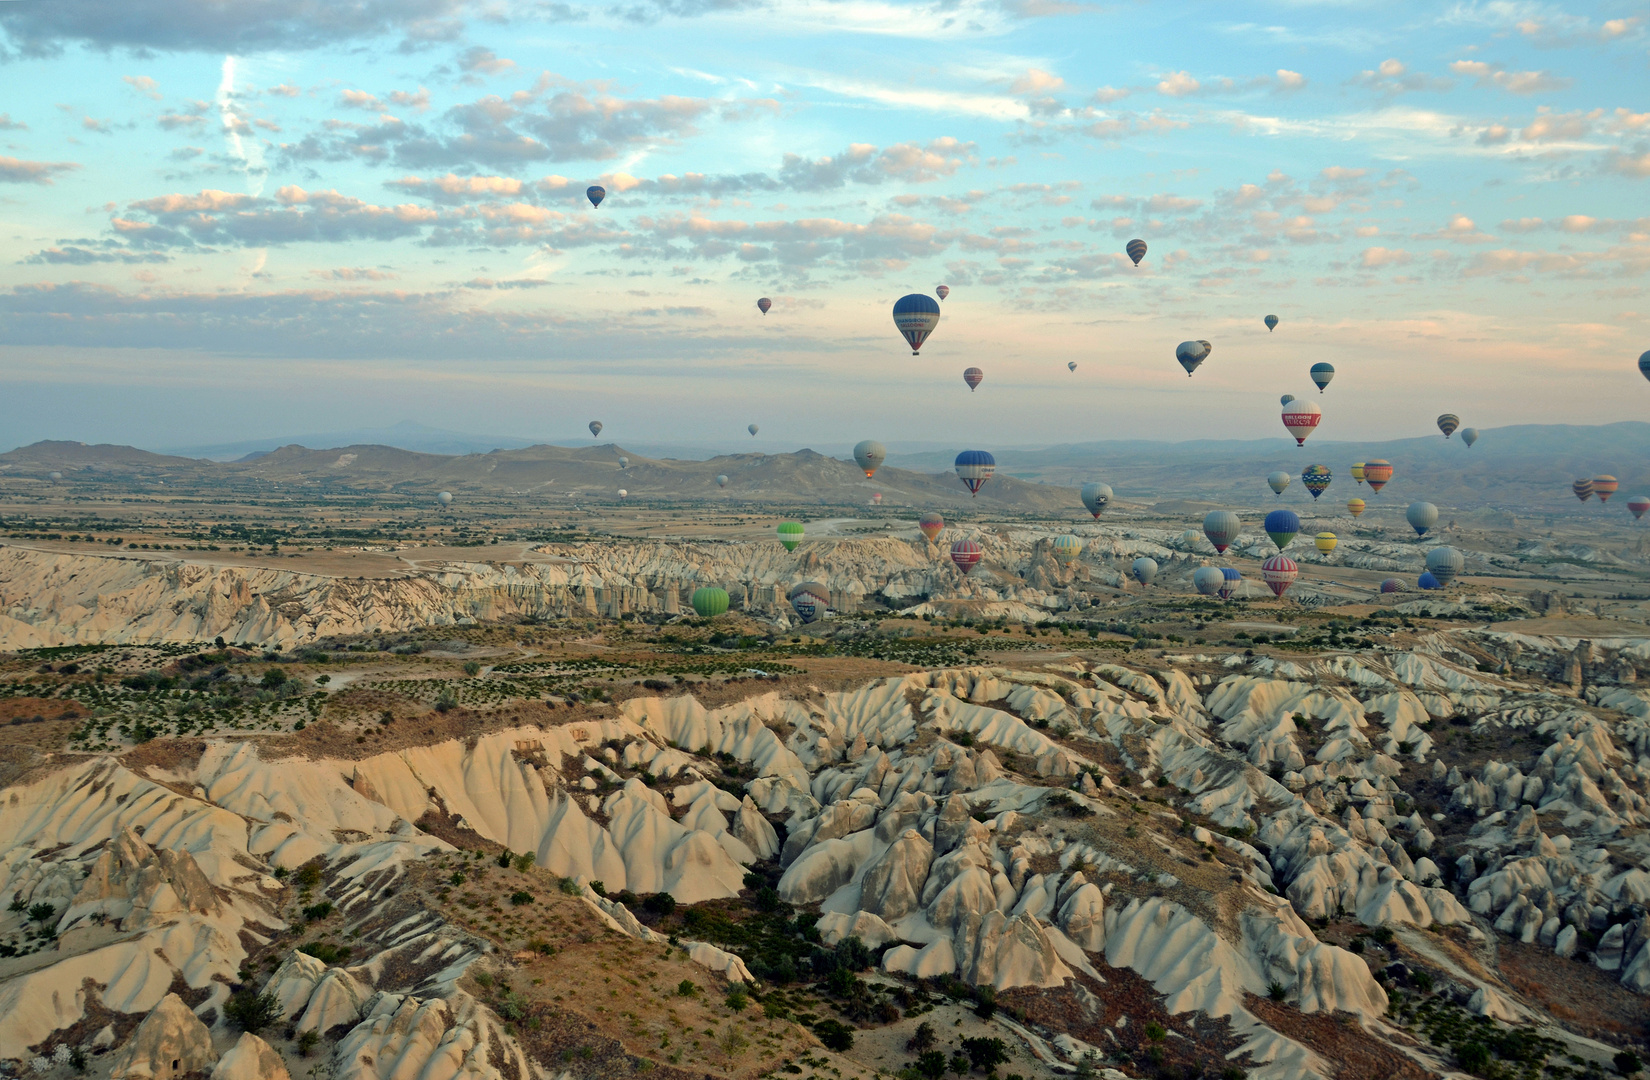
717, 475, 729, 488
892, 294, 942, 354
853, 439, 887, 478
1175, 341, 1210, 376
1573, 478, 1594, 503
1460, 428, 1478, 448
1437, 414, 1459, 439
1264, 509, 1299, 551
1203, 510, 1240, 554
691, 587, 729, 617
589, 420, 603, 438
788, 582, 829, 624
1280, 394, 1296, 407
1315, 532, 1337, 555
48, 471, 61, 482
950, 539, 982, 574
749, 424, 759, 436
1282, 400, 1322, 446
757, 297, 772, 315
1641, 351, 1650, 382
1406, 502, 1438, 537
1347, 498, 1366, 517
1301, 465, 1332, 500
1350, 462, 1366, 485
954, 450, 995, 496
1631, 496, 1650, 521
586, 185, 606, 208
619, 456, 629, 468
617, 489, 627, 498
1081, 482, 1112, 518
437, 491, 453, 506
1261, 554, 1299, 597
1220, 567, 1242, 599
1380, 578, 1403, 593
1264, 314, 1279, 332
963, 367, 984, 392
1425, 545, 1464, 586
1131, 557, 1158, 585
1363, 460, 1393, 492
871, 493, 883, 505
1126, 239, 1147, 266
1310, 363, 1335, 393
1268, 471, 1291, 497
936, 285, 950, 301
1594, 476, 1619, 503
1181, 529, 1201, 550
777, 521, 804, 551
1193, 566, 1225, 596
1417, 572, 1441, 590
1068, 362, 1078, 373
918, 512, 944, 542
1052, 535, 1082, 564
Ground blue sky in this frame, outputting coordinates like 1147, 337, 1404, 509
0, 0, 1646, 452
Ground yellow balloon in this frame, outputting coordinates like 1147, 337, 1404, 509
1315, 531, 1338, 554
1350, 462, 1366, 485
1346, 498, 1365, 518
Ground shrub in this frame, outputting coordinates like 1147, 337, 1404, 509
301, 901, 333, 921
1455, 1043, 1490, 1074
643, 892, 677, 916
914, 1051, 947, 1079
677, 980, 698, 997
294, 865, 323, 890
948, 1052, 970, 1075
725, 987, 749, 1012
815, 1019, 855, 1052
299, 942, 351, 965
497, 851, 513, 868
297, 1031, 320, 1057
463, 661, 482, 676
558, 878, 583, 896
510, 891, 534, 906
513, 853, 535, 873
223, 990, 280, 1033
973, 986, 997, 1021
1143, 1022, 1166, 1042
27, 902, 56, 924
907, 1022, 937, 1054
1616, 1051, 1642, 1076
1267, 981, 1287, 1002
960, 1037, 1008, 1073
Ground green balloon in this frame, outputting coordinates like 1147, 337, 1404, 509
691, 587, 730, 618
777, 521, 805, 552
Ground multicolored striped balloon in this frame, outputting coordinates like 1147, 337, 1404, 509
1437, 414, 1460, 439
1363, 460, 1393, 492
1301, 465, 1332, 500
954, 450, 995, 496
963, 367, 984, 392
1126, 239, 1147, 266
1380, 577, 1403, 593
1262, 554, 1299, 597
936, 285, 950, 300
1573, 478, 1595, 502
1594, 475, 1619, 502
1347, 498, 1366, 517
950, 539, 983, 574
1264, 314, 1279, 332
1219, 567, 1242, 599
757, 297, 772, 314
918, 512, 944, 542
1630, 496, 1650, 521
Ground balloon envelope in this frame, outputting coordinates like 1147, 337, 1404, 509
1264, 314, 1279, 332
777, 521, 805, 551
691, 587, 729, 617
892, 294, 942, 354
963, 367, 984, 391
589, 420, 603, 438
1126, 239, 1147, 265
757, 297, 772, 314
1280, 394, 1295, 406
1594, 475, 1619, 502
48, 471, 61, 481
1193, 567, 1225, 596
918, 512, 944, 542
1425, 545, 1464, 585
954, 450, 996, 496
1315, 532, 1337, 554
617, 489, 627, 498
1630, 496, 1650, 521
853, 439, 887, 478
586, 185, 606, 208
1203, 510, 1240, 554
1380, 578, 1403, 594
1301, 465, 1332, 500
437, 491, 453, 505
1264, 509, 1300, 551
950, 539, 983, 574
1406, 501, 1438, 537
1437, 414, 1460, 439
1641, 351, 1650, 383
1267, 471, 1291, 496
1080, 482, 1112, 518
1219, 567, 1242, 599
1573, 478, 1594, 502
1261, 554, 1299, 597
1363, 459, 1393, 492
1175, 340, 1210, 376
1417, 572, 1441, 590
749, 424, 759, 436
1282, 400, 1322, 446
1052, 535, 1082, 564
1350, 462, 1366, 485
1460, 428, 1478, 447
936, 285, 950, 300
1068, 362, 1077, 372
1131, 557, 1158, 585
619, 457, 628, 467
1309, 363, 1335, 392
789, 581, 830, 622
1347, 498, 1366, 517
716, 475, 728, 488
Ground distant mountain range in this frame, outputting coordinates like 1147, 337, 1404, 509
5, 421, 1648, 514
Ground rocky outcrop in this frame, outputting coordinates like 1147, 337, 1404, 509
106, 994, 217, 1080
211, 1034, 290, 1080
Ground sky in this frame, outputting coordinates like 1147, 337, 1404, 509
0, 0, 1647, 454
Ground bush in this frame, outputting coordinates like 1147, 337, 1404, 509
1267, 981, 1287, 1002
1617, 1051, 1643, 1076
297, 1031, 320, 1057
677, 980, 698, 997
294, 865, 323, 890
908, 1022, 936, 1053
1143, 1022, 1166, 1042
301, 901, 333, 921
299, 942, 351, 965
510, 891, 534, 906
513, 853, 535, 873
949, 1052, 970, 1075
973, 986, 997, 1021
960, 1038, 1008, 1073
1455, 1043, 1490, 1074
27, 902, 56, 924
643, 892, 677, 916
223, 990, 280, 1033
463, 661, 482, 676
558, 878, 583, 896
815, 1019, 855, 1052
725, 987, 748, 1012
914, 1051, 947, 1079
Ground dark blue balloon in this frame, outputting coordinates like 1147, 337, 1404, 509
1263, 509, 1300, 534
1418, 572, 1441, 590
1221, 568, 1242, 582
894, 294, 941, 316
954, 450, 996, 496
586, 185, 606, 208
